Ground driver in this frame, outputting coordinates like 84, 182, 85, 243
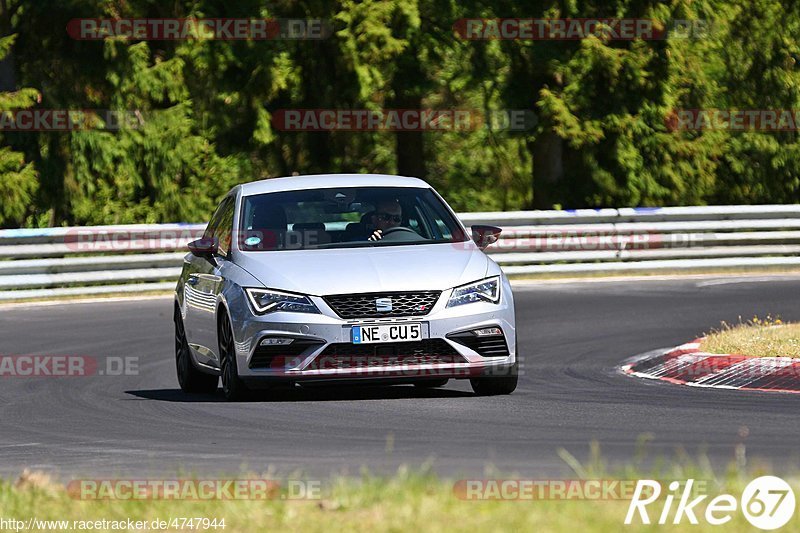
367, 199, 403, 241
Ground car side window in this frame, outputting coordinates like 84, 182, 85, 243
419, 196, 455, 240
203, 196, 235, 257
204, 199, 228, 239
215, 198, 235, 258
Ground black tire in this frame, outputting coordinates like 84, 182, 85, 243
414, 378, 449, 388
175, 309, 218, 394
219, 311, 249, 401
470, 360, 518, 396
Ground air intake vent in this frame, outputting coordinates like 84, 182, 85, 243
447, 329, 510, 357
249, 338, 324, 369
310, 339, 465, 369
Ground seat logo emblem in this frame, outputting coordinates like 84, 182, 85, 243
375, 297, 393, 312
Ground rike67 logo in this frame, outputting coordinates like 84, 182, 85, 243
625, 476, 796, 530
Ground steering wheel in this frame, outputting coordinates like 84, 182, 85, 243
381, 226, 417, 236
378, 226, 423, 242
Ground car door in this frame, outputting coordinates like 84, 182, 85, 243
184, 195, 235, 368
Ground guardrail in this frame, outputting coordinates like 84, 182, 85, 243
2, 205, 800, 300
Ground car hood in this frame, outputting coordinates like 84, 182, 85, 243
234, 242, 489, 295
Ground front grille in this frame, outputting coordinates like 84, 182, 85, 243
323, 291, 441, 319
447, 330, 510, 357
249, 339, 324, 369
310, 339, 465, 369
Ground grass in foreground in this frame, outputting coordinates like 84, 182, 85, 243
1, 460, 799, 533
701, 316, 800, 358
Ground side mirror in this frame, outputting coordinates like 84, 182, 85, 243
188, 237, 218, 258
471, 225, 502, 250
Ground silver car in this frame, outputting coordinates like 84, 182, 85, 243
174, 174, 518, 400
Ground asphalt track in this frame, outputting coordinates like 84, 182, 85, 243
1, 275, 800, 480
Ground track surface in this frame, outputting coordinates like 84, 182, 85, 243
1, 276, 800, 480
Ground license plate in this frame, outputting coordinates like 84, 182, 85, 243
352, 323, 422, 344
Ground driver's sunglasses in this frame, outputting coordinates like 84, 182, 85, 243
375, 212, 402, 223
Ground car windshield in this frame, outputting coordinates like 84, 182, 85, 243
238, 186, 468, 251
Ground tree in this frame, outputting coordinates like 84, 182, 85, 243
0, 34, 39, 227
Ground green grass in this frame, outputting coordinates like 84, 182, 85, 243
701, 316, 800, 358
2, 458, 799, 532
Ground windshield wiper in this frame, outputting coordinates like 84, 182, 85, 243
314, 241, 380, 249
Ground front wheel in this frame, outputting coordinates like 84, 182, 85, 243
470, 360, 518, 396
175, 309, 218, 394
219, 311, 249, 401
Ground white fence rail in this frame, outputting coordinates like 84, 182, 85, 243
1, 205, 799, 300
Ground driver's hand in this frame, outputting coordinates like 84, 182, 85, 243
368, 229, 383, 241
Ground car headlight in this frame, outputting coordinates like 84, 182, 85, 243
245, 288, 320, 315
446, 276, 501, 308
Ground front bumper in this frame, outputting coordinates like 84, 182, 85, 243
226, 281, 516, 382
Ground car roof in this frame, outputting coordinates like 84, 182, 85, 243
237, 174, 431, 197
